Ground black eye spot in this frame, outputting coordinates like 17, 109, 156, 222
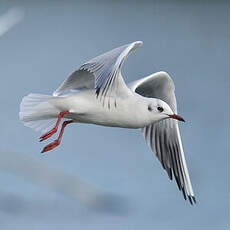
148, 105, 152, 111
157, 106, 164, 112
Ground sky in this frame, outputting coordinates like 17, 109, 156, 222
0, 0, 230, 229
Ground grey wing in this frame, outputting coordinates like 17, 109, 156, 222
129, 71, 196, 204
53, 41, 143, 104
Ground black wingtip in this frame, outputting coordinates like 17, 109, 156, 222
182, 188, 187, 201
192, 196, 196, 204
168, 169, 172, 180
188, 195, 196, 205
188, 196, 193, 205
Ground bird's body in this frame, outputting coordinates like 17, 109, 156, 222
46, 88, 164, 129
19, 41, 196, 204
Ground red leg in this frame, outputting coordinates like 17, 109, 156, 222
39, 110, 69, 142
41, 120, 74, 153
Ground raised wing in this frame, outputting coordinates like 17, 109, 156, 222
53, 41, 143, 106
129, 71, 196, 204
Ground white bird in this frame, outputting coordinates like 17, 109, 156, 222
19, 41, 196, 204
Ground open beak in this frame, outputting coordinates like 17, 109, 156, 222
169, 114, 185, 122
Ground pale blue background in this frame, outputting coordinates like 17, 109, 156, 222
0, 0, 229, 229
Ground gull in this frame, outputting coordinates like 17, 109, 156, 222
19, 41, 196, 204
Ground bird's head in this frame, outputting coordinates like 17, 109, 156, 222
147, 99, 185, 122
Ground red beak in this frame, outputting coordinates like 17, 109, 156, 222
169, 114, 185, 122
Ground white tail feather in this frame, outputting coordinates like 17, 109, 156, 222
19, 93, 59, 133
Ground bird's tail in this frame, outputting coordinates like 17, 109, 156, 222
19, 93, 59, 132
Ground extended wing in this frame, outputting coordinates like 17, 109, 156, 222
129, 71, 196, 204
53, 41, 143, 106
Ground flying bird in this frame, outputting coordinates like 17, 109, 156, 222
19, 41, 196, 204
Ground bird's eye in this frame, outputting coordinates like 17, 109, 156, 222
157, 106, 164, 112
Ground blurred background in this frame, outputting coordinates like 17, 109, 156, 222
0, 0, 229, 229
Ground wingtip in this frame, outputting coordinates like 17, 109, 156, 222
134, 41, 143, 47
192, 196, 196, 204
188, 195, 196, 205
188, 196, 193, 205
